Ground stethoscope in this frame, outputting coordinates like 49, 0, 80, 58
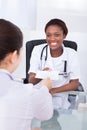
40, 45, 68, 78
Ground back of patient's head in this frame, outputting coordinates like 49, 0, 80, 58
0, 19, 23, 62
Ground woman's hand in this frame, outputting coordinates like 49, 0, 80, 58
41, 78, 53, 90
49, 88, 56, 95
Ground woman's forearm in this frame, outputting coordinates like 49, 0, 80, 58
49, 79, 79, 95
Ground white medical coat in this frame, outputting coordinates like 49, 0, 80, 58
29, 43, 80, 109
0, 69, 53, 130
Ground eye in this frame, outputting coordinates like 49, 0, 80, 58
46, 34, 51, 37
55, 33, 60, 37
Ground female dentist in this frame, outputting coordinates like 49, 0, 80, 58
28, 18, 80, 110
0, 19, 53, 130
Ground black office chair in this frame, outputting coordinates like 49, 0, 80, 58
23, 39, 84, 108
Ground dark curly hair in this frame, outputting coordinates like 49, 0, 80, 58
45, 18, 68, 35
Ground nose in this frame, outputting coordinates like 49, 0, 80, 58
50, 35, 56, 42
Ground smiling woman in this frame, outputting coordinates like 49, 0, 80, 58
28, 18, 80, 110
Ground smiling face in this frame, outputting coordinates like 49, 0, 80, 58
45, 25, 66, 51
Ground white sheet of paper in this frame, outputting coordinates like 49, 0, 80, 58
35, 70, 59, 80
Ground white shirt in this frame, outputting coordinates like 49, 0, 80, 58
29, 44, 80, 109
0, 69, 53, 130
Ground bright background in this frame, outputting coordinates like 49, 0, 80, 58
0, 0, 87, 90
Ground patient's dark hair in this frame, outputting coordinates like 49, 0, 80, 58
45, 18, 68, 35
0, 19, 23, 61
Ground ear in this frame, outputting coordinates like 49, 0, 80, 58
9, 50, 18, 64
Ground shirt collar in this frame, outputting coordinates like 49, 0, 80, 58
47, 44, 67, 60
0, 69, 14, 80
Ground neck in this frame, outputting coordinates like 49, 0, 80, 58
0, 62, 12, 73
50, 47, 63, 57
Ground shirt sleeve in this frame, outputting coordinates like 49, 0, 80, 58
31, 85, 53, 121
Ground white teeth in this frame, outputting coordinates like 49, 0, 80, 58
51, 42, 57, 45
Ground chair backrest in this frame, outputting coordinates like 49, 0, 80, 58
25, 39, 77, 83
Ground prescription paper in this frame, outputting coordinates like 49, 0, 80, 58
35, 70, 59, 80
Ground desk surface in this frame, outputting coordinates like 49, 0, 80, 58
32, 91, 87, 130
41, 109, 87, 130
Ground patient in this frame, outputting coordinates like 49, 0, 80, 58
0, 19, 53, 130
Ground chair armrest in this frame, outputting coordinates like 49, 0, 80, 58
22, 78, 28, 84
62, 91, 87, 109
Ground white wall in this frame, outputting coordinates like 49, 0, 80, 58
36, 0, 87, 33
0, 0, 37, 30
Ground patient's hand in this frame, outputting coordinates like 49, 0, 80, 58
41, 78, 53, 90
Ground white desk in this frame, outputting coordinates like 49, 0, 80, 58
32, 91, 87, 130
